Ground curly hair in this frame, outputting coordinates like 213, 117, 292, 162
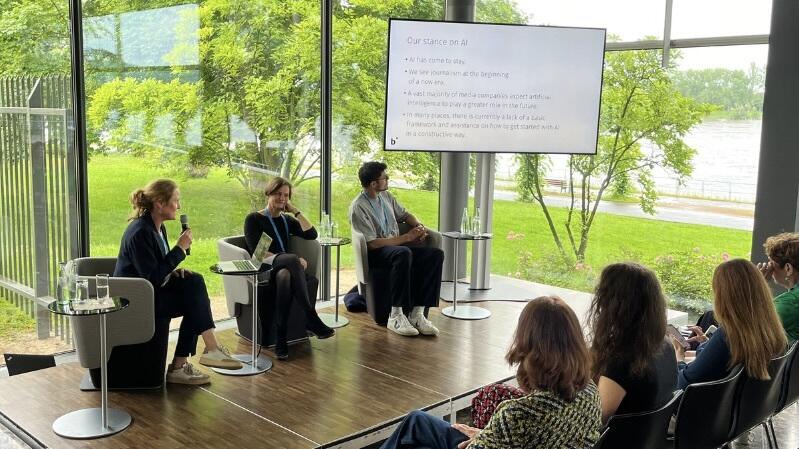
507, 296, 591, 402
128, 179, 178, 220
587, 262, 667, 379
763, 232, 799, 269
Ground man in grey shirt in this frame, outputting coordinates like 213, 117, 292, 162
349, 161, 444, 337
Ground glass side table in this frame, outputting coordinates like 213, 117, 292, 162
48, 297, 131, 439
441, 232, 492, 320
318, 237, 351, 328
210, 264, 273, 375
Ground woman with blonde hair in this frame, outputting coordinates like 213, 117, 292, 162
379, 296, 602, 449
115, 179, 241, 386
758, 232, 799, 342
674, 259, 787, 388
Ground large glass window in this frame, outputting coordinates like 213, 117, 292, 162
0, 0, 75, 356
671, 0, 771, 39
84, 0, 321, 320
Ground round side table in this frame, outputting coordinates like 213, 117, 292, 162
210, 264, 273, 375
318, 237, 351, 328
48, 297, 132, 439
441, 232, 492, 320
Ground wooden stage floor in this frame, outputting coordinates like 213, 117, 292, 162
0, 301, 525, 449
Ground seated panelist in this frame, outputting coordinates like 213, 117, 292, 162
349, 161, 444, 337
244, 177, 334, 360
114, 179, 242, 386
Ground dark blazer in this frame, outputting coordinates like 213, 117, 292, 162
677, 327, 731, 389
114, 214, 185, 291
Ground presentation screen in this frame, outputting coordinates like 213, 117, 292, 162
384, 19, 606, 154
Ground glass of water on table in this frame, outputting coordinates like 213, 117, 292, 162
96, 274, 110, 307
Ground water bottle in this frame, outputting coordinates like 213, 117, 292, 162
320, 213, 330, 239
460, 207, 470, 235
56, 261, 74, 305
472, 207, 482, 237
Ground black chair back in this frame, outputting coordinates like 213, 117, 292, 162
3, 353, 56, 376
730, 347, 793, 440
598, 390, 683, 449
775, 341, 799, 414
673, 365, 744, 449
593, 426, 609, 449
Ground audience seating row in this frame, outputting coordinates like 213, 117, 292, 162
597, 341, 799, 449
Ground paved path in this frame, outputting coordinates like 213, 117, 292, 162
494, 190, 754, 231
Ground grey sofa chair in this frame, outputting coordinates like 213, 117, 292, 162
351, 223, 442, 325
71, 257, 163, 390
217, 235, 321, 347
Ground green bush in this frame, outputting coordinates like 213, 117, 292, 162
513, 250, 597, 293
653, 248, 729, 314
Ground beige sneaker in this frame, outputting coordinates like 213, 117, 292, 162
409, 313, 439, 336
199, 345, 242, 369
166, 362, 210, 385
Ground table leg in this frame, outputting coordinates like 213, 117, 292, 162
213, 273, 272, 375
52, 314, 132, 439
442, 239, 492, 320
320, 244, 349, 328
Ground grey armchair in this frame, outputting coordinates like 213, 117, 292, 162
351, 223, 442, 325
71, 257, 164, 389
217, 235, 321, 347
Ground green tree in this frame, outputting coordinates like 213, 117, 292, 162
517, 49, 710, 263
672, 63, 765, 119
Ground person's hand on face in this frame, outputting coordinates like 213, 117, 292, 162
757, 261, 774, 280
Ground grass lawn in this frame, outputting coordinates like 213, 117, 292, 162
86, 154, 751, 304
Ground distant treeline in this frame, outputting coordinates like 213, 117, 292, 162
672, 63, 765, 120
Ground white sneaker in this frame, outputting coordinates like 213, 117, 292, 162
166, 362, 210, 385
409, 313, 439, 336
387, 313, 419, 337
199, 345, 242, 369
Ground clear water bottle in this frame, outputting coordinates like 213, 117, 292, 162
460, 207, 470, 235
320, 213, 331, 238
56, 261, 75, 304
472, 207, 482, 237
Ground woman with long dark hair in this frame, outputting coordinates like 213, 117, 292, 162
588, 262, 677, 424
115, 179, 241, 386
243, 177, 334, 360
379, 296, 601, 449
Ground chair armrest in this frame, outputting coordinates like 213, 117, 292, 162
291, 236, 321, 279
351, 229, 369, 284
71, 277, 155, 369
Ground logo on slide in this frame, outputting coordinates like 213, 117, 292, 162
390, 137, 397, 145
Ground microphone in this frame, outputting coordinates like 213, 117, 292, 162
180, 214, 191, 256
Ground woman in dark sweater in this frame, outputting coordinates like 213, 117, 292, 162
244, 177, 334, 360
588, 262, 677, 424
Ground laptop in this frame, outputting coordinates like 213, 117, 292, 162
217, 232, 273, 273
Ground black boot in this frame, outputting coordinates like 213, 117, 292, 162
306, 313, 335, 339
274, 327, 289, 360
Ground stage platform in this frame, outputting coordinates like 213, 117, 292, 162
0, 301, 525, 449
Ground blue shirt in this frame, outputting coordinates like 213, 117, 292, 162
677, 327, 731, 389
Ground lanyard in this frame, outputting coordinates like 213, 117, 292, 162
263, 211, 290, 252
361, 192, 390, 235
157, 231, 169, 256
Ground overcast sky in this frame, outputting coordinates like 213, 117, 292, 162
513, 0, 770, 70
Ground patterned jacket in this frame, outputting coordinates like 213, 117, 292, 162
469, 381, 601, 449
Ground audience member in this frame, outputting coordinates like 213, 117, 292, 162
759, 232, 799, 342
379, 296, 602, 449
115, 179, 241, 385
588, 262, 677, 424
349, 161, 443, 337
244, 177, 334, 360
674, 259, 787, 389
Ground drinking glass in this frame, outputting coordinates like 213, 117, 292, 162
96, 274, 110, 304
74, 279, 89, 306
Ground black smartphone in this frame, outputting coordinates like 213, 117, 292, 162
667, 324, 691, 350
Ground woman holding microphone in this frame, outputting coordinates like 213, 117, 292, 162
115, 179, 241, 385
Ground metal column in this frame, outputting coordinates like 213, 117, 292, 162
470, 153, 494, 290
439, 0, 475, 282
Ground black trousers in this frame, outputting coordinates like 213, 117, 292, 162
257, 253, 320, 337
155, 273, 216, 357
367, 245, 444, 308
